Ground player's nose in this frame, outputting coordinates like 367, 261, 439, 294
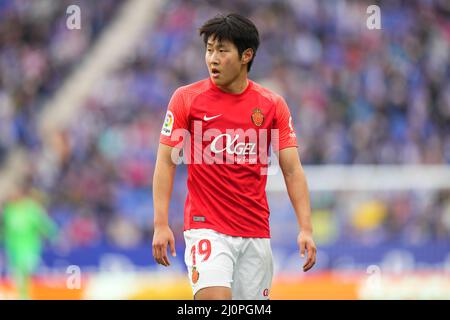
209, 52, 220, 65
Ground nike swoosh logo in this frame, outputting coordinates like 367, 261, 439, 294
203, 114, 222, 121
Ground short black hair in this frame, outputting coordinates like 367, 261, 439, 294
199, 13, 260, 72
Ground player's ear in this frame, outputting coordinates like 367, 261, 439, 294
241, 48, 253, 66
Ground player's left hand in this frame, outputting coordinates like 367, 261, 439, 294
297, 232, 316, 272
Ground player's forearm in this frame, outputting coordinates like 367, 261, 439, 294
153, 158, 176, 228
283, 166, 313, 234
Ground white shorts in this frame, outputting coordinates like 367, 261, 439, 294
183, 228, 273, 300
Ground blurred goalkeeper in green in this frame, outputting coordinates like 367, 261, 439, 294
1, 183, 57, 299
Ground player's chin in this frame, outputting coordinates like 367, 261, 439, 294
210, 74, 222, 84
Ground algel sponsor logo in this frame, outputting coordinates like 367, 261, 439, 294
210, 134, 257, 156
165, 121, 281, 174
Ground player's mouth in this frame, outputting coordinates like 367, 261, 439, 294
211, 68, 220, 78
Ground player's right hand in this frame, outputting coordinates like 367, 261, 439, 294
152, 225, 176, 267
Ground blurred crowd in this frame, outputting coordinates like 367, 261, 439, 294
1, 0, 449, 252
0, 0, 121, 165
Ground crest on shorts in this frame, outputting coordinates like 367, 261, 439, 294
251, 108, 264, 127
192, 267, 200, 284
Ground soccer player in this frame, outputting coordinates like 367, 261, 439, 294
1, 183, 57, 299
152, 13, 316, 300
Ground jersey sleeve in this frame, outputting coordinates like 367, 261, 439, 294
272, 95, 298, 152
159, 88, 190, 147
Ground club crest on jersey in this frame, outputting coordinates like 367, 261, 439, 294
161, 110, 174, 136
251, 108, 264, 127
192, 267, 199, 284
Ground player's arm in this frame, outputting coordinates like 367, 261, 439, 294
278, 147, 316, 272
34, 202, 58, 241
0, 208, 4, 245
152, 143, 178, 267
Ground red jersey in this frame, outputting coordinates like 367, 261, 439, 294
159, 78, 297, 238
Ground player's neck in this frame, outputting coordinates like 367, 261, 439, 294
216, 71, 249, 94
